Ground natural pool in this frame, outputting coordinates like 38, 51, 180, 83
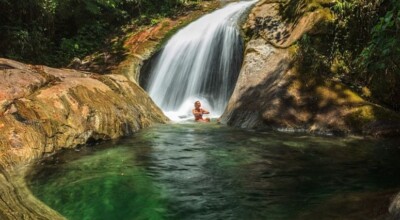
28, 123, 400, 219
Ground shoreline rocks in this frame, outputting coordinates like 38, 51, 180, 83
0, 58, 168, 219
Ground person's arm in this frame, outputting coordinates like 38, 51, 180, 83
201, 108, 210, 114
193, 109, 201, 116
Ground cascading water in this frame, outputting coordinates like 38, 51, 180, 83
145, 1, 257, 121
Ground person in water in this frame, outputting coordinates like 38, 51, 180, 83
192, 101, 210, 122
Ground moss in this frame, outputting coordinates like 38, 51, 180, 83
361, 87, 371, 98
330, 54, 351, 75
344, 97, 400, 132
342, 88, 364, 103
371, 105, 400, 122
307, 2, 323, 12
308, 8, 335, 35
288, 44, 300, 56
341, 105, 372, 132
295, 62, 400, 133
319, 7, 335, 21
13, 100, 40, 121
288, 79, 302, 95
154, 20, 191, 52
343, 103, 400, 132
97, 76, 122, 95
280, 0, 330, 22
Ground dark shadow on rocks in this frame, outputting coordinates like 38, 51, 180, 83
224, 55, 400, 136
139, 50, 163, 90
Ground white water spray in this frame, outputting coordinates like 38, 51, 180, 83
145, 1, 257, 121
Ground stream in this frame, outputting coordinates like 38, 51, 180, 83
28, 123, 400, 219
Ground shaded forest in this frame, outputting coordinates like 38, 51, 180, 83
290, 0, 400, 111
0, 0, 203, 66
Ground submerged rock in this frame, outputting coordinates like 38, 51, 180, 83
221, 0, 400, 137
0, 58, 168, 219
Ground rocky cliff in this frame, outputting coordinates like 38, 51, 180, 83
221, 0, 400, 137
0, 58, 168, 219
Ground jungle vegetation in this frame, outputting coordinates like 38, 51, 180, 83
294, 0, 400, 111
0, 0, 203, 66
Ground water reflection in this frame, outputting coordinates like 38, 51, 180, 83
29, 123, 400, 219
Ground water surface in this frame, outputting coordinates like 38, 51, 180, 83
29, 123, 400, 219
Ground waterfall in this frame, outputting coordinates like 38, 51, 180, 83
145, 1, 256, 121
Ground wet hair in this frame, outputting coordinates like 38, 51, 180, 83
194, 101, 200, 105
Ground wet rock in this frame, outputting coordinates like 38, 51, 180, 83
0, 58, 168, 219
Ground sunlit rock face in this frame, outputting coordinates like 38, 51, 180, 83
390, 193, 400, 219
0, 58, 168, 219
221, 0, 400, 137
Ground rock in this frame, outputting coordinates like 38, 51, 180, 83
221, 38, 291, 129
68, 57, 82, 69
221, 0, 400, 136
389, 192, 400, 219
244, 1, 334, 48
0, 58, 168, 219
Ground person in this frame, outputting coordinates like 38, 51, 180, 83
192, 101, 210, 122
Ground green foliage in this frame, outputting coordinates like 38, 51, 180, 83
356, 0, 400, 110
294, 0, 400, 110
0, 0, 202, 66
330, 0, 383, 59
332, 0, 355, 15
359, 0, 400, 74
279, 0, 324, 23
58, 22, 108, 62
328, 0, 398, 74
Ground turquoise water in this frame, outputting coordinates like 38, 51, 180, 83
28, 123, 400, 219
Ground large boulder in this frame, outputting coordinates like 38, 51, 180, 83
221, 0, 400, 137
0, 58, 168, 219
